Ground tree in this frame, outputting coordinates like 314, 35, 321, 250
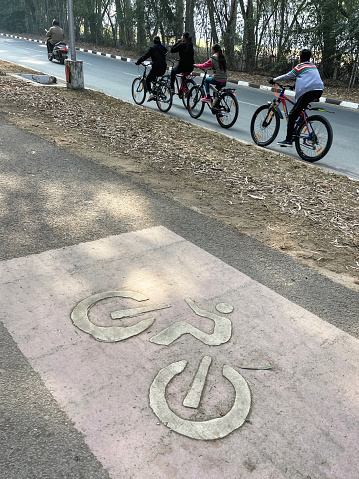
185, 0, 196, 44
239, 0, 255, 70
222, 0, 238, 68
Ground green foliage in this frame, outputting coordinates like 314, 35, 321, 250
0, 2, 28, 32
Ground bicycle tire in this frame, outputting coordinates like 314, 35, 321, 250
156, 81, 173, 113
187, 85, 205, 118
216, 91, 239, 129
294, 115, 333, 162
250, 104, 280, 146
181, 78, 196, 108
132, 77, 146, 105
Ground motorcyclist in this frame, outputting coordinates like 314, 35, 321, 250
46, 19, 65, 56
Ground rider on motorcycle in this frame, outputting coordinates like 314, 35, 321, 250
46, 19, 65, 55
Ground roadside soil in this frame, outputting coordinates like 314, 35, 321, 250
0, 58, 358, 292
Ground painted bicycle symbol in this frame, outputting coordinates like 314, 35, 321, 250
71, 290, 251, 440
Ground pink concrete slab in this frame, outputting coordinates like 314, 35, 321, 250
0, 225, 359, 478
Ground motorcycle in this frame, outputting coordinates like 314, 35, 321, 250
48, 41, 68, 64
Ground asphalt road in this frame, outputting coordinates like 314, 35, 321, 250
0, 34, 358, 180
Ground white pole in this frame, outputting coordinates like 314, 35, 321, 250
65, 0, 84, 89
68, 0, 76, 61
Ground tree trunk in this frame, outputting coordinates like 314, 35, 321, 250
174, 0, 184, 39
135, 0, 146, 49
321, 0, 339, 79
239, 0, 255, 71
223, 0, 238, 68
349, 52, 358, 88
206, 0, 219, 45
185, 0, 196, 45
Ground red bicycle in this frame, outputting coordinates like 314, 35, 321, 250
167, 59, 197, 107
250, 82, 333, 162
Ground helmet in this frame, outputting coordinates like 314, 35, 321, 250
52, 19, 59, 26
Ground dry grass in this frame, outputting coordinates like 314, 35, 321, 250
0, 59, 358, 291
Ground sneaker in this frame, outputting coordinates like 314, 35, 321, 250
201, 97, 211, 103
147, 94, 156, 102
277, 140, 293, 147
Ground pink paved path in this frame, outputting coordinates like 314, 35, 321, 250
1, 226, 358, 478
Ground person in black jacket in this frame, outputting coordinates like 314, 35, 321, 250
135, 36, 168, 101
170, 32, 194, 93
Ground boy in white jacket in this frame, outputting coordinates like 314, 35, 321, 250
269, 49, 324, 147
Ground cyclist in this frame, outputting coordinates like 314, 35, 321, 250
46, 19, 65, 56
169, 32, 194, 94
268, 48, 324, 147
135, 36, 168, 102
194, 44, 227, 102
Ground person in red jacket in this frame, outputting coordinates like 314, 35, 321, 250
194, 44, 228, 102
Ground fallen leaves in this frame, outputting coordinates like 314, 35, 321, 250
0, 60, 358, 288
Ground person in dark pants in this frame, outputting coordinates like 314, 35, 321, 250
269, 49, 324, 147
135, 36, 168, 102
46, 19, 65, 55
169, 32, 194, 93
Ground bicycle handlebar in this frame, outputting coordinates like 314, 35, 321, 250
269, 81, 295, 91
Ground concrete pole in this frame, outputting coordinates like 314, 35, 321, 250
65, 0, 84, 89
68, 0, 76, 61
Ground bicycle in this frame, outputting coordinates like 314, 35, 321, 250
166, 59, 197, 108
131, 62, 173, 113
250, 82, 333, 162
187, 69, 239, 129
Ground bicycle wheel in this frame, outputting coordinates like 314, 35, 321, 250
132, 77, 146, 105
187, 86, 205, 118
250, 104, 280, 146
156, 81, 173, 112
294, 115, 333, 162
181, 78, 196, 108
216, 92, 239, 129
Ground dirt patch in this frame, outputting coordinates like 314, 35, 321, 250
0, 59, 358, 291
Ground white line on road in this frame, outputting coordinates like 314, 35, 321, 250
238, 101, 261, 107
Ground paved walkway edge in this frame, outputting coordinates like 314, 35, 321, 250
2, 32, 358, 110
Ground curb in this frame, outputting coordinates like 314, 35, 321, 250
2, 33, 359, 110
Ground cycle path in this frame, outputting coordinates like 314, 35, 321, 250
1, 115, 359, 478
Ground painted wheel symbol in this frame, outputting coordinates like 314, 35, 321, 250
71, 290, 170, 342
149, 356, 251, 440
